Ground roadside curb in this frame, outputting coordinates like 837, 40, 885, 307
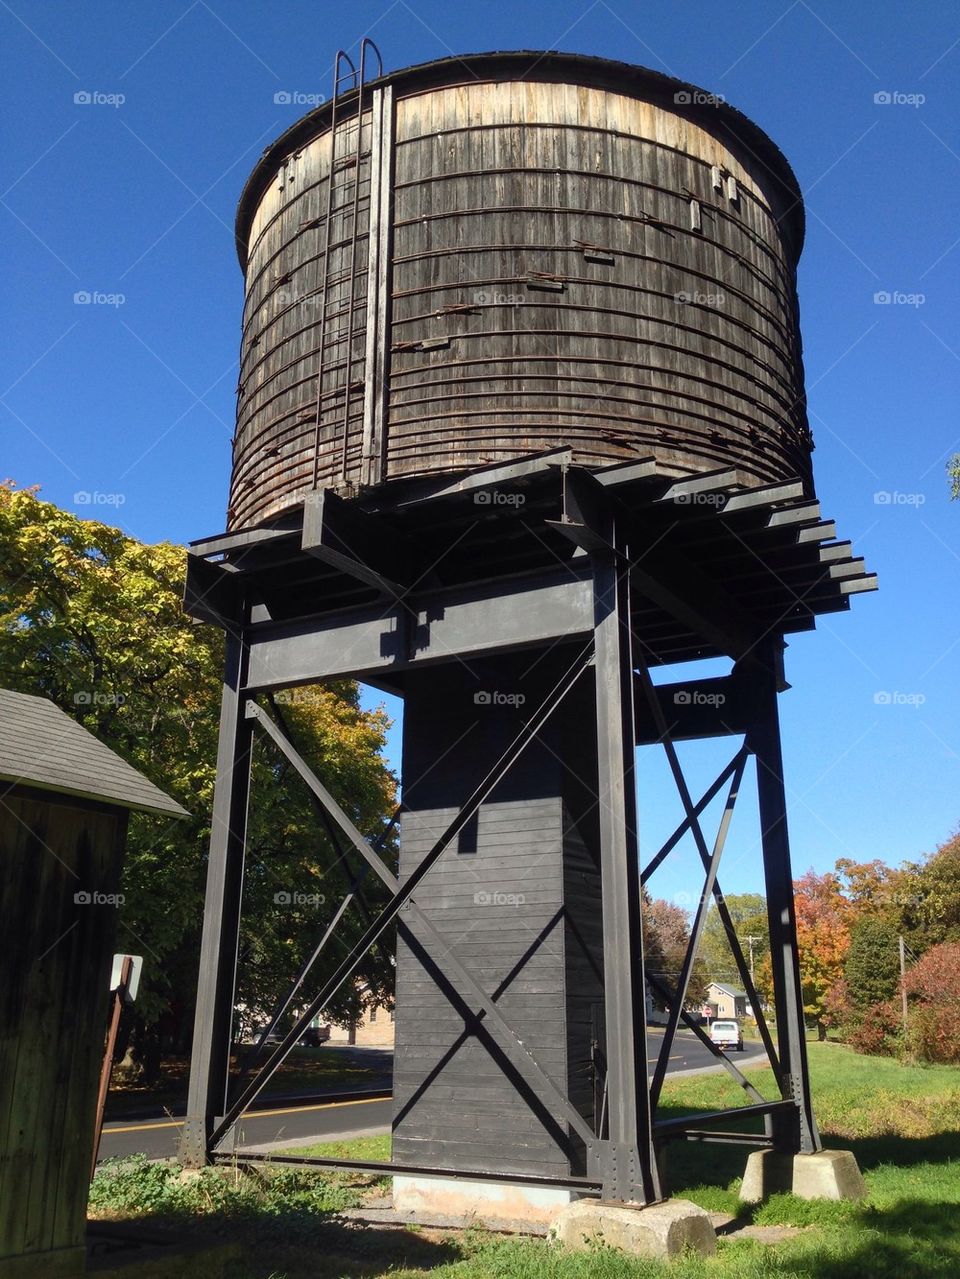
666, 1048, 767, 1079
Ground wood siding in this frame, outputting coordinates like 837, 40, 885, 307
0, 788, 126, 1271
391, 655, 606, 1178
230, 68, 811, 529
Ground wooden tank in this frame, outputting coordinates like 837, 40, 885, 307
229, 51, 811, 530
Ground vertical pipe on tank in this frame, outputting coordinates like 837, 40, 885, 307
310, 51, 355, 491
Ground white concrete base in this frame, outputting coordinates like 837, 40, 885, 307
549, 1198, 717, 1258
392, 1175, 577, 1226
740, 1149, 867, 1203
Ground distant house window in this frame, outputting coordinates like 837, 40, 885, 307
369, 1006, 377, 1023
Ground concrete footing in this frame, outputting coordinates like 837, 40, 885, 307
392, 1176, 577, 1227
548, 1198, 717, 1259
740, 1149, 867, 1203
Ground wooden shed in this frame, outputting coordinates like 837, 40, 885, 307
0, 689, 186, 1279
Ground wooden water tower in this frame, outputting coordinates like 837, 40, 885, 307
181, 50, 875, 1217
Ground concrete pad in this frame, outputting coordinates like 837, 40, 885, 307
392, 1175, 577, 1227
549, 1198, 717, 1258
740, 1148, 867, 1203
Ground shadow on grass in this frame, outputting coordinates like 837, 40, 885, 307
93, 1205, 466, 1279
221, 1215, 465, 1279
655, 1097, 960, 1254
769, 1198, 960, 1279
837, 1128, 960, 1171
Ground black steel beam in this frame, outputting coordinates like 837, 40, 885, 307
634, 674, 762, 744
591, 516, 660, 1204
654, 1100, 795, 1135
215, 1152, 602, 1193
181, 632, 253, 1165
388, 446, 572, 508
183, 553, 243, 627
243, 568, 595, 690
749, 639, 821, 1155
674, 1131, 774, 1147
302, 487, 415, 597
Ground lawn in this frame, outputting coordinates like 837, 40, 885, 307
89, 1043, 960, 1278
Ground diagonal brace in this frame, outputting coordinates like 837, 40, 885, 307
640, 745, 749, 884
646, 972, 766, 1104
247, 697, 595, 1145
634, 657, 782, 1082
650, 750, 747, 1110
209, 642, 596, 1151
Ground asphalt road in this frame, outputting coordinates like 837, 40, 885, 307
97, 1030, 764, 1164
98, 1095, 395, 1162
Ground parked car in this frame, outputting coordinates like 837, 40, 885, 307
709, 1018, 744, 1051
298, 1024, 331, 1047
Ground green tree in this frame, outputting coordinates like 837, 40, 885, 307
844, 915, 901, 1014
696, 892, 769, 988
0, 482, 397, 1074
899, 831, 960, 952
948, 454, 960, 500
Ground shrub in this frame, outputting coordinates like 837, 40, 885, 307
904, 941, 960, 1064
848, 998, 901, 1057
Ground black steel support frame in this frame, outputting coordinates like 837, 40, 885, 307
181, 484, 822, 1199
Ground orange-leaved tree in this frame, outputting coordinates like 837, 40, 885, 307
794, 870, 853, 1040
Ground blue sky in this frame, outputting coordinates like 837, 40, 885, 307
2, 1, 958, 904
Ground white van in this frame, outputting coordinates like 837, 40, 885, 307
710, 1018, 744, 1051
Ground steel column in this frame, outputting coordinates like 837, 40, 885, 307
181, 630, 253, 1165
750, 639, 821, 1154
591, 521, 660, 1204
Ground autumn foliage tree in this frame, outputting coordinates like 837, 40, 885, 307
793, 870, 852, 1039
642, 892, 709, 1009
0, 483, 397, 1075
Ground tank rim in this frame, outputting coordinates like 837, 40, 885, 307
234, 49, 805, 270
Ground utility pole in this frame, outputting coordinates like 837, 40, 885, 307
899, 935, 909, 1040
743, 934, 761, 983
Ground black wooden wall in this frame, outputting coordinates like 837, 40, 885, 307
392, 650, 605, 1177
0, 787, 125, 1274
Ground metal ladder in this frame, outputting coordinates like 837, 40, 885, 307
310, 38, 383, 492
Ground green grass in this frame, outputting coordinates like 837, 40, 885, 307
283, 1133, 391, 1162
90, 1043, 960, 1278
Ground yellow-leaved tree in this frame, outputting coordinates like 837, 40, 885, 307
0, 481, 397, 1078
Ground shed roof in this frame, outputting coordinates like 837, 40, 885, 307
0, 688, 188, 818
